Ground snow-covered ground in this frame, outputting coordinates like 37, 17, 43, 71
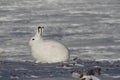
0, 0, 120, 61
0, 0, 120, 80
0, 60, 120, 80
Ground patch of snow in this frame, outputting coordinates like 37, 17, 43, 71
96, 58, 120, 62
74, 64, 84, 67
10, 76, 19, 79
81, 75, 100, 80
71, 72, 80, 78
111, 75, 120, 78
30, 75, 39, 78
15, 67, 28, 70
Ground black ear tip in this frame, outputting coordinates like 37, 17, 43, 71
38, 26, 44, 29
38, 26, 41, 29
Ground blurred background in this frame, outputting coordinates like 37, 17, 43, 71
0, 0, 120, 61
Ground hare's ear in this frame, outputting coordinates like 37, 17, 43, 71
35, 26, 44, 37
35, 27, 40, 37
38, 26, 44, 36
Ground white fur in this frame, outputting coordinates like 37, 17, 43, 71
29, 27, 69, 63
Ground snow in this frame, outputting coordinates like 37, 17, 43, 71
81, 75, 100, 80
0, 0, 120, 61
111, 75, 120, 79
29, 77, 78, 80
0, 60, 120, 80
0, 0, 120, 80
71, 72, 81, 78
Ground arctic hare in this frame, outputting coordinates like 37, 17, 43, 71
29, 26, 69, 63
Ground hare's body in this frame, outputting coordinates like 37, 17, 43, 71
29, 27, 69, 63
30, 40, 69, 63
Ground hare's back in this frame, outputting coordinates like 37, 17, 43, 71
43, 40, 66, 48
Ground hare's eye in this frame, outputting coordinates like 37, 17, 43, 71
32, 38, 35, 40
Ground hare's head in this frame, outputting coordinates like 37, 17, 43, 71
29, 26, 44, 46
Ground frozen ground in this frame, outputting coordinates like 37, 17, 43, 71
0, 60, 120, 80
0, 0, 120, 80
